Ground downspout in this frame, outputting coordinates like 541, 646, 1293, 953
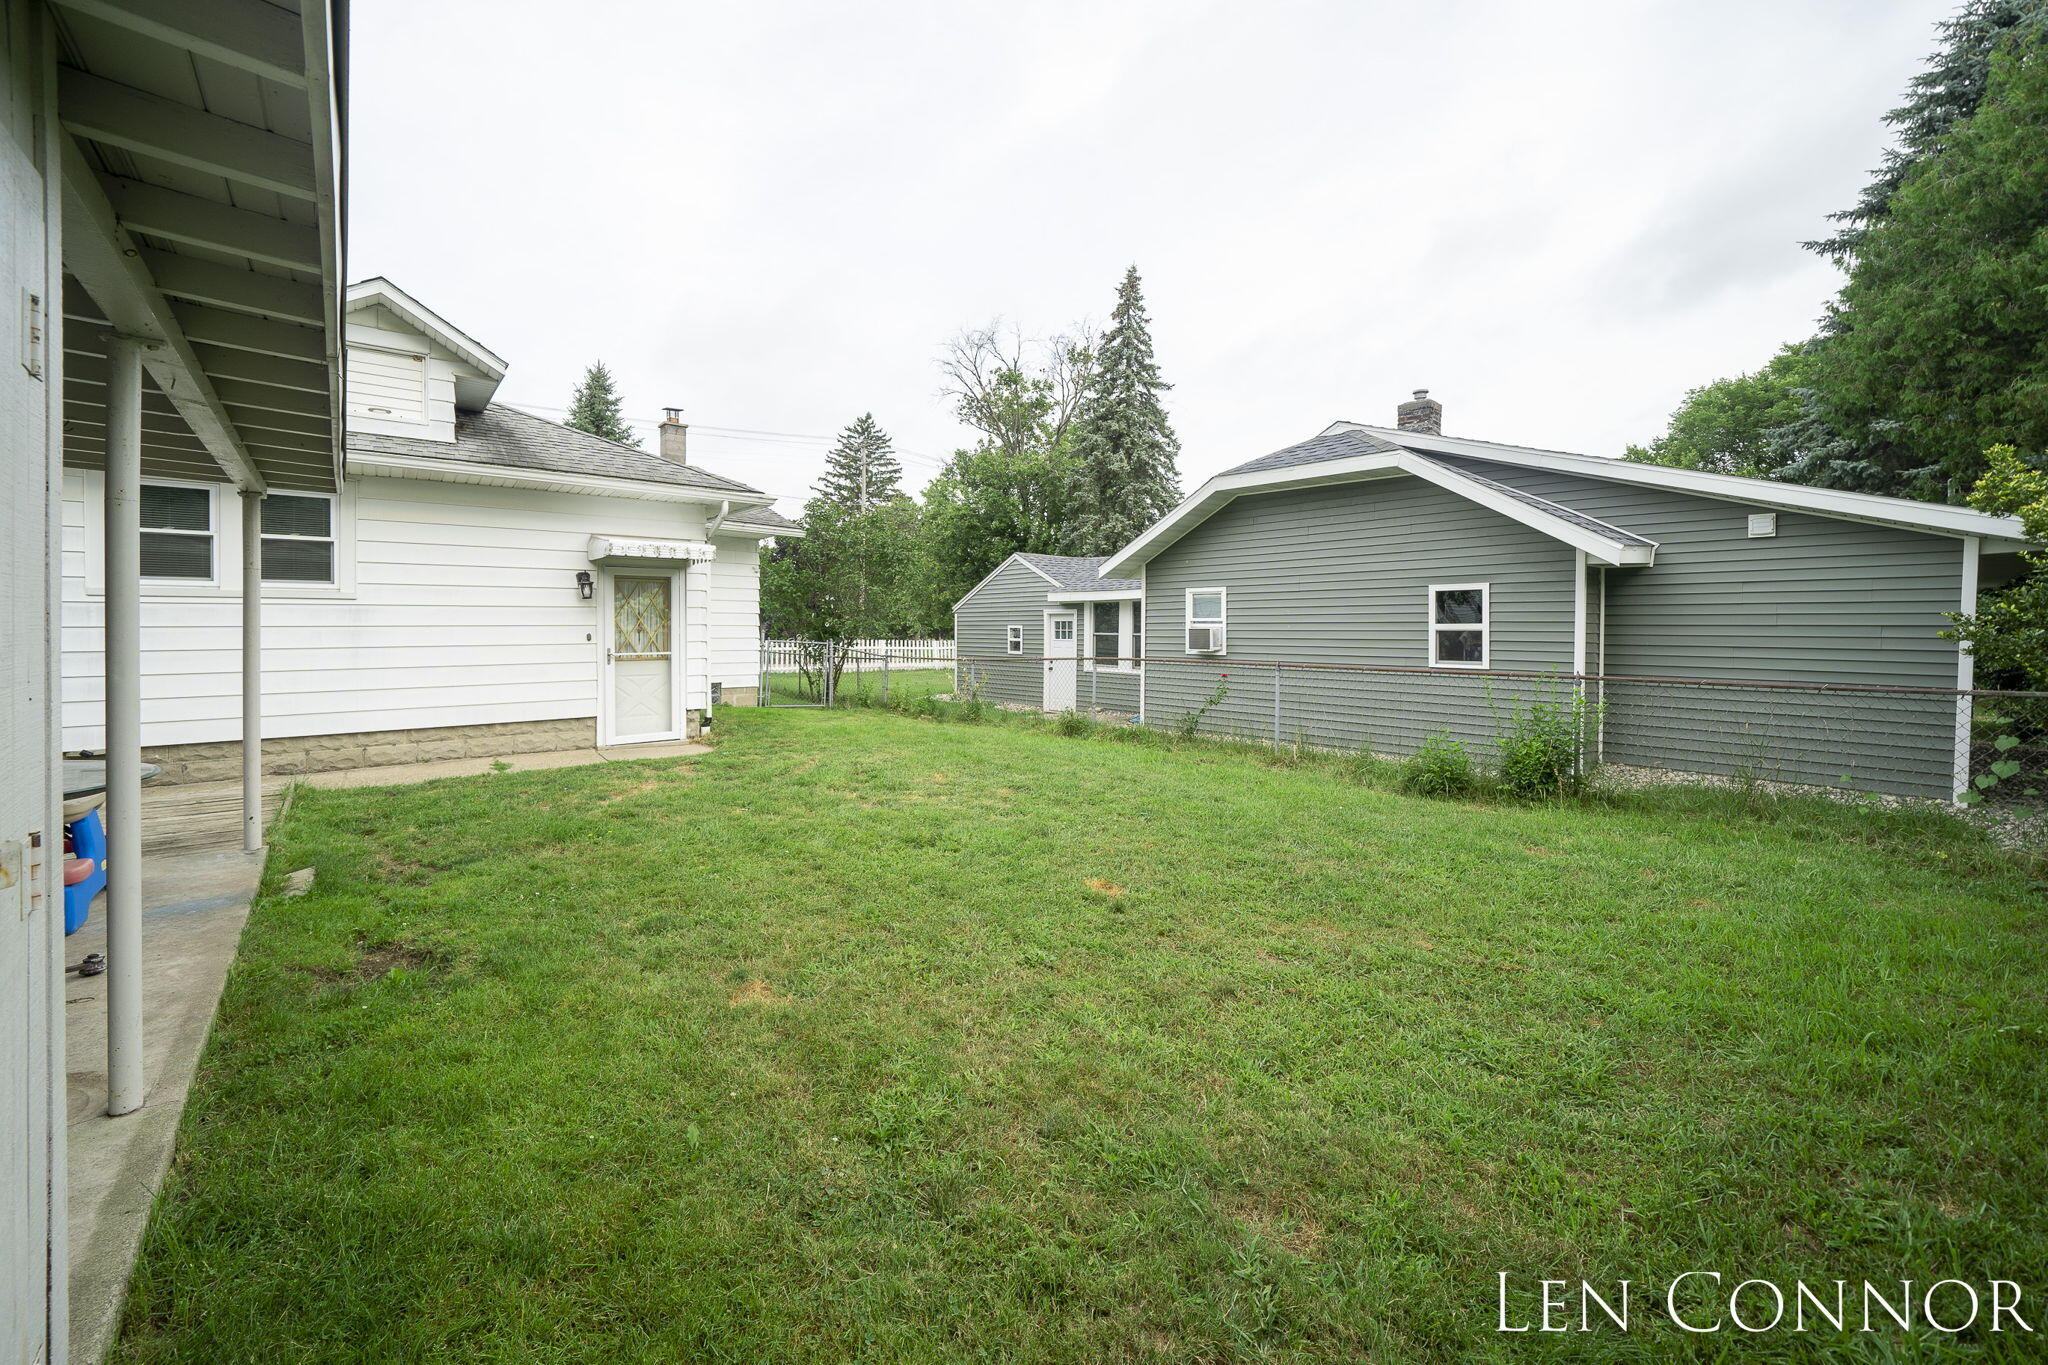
706, 499, 729, 536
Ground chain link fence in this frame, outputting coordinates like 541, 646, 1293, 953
943, 653, 2048, 810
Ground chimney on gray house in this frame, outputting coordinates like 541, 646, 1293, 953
1396, 389, 1442, 435
658, 406, 688, 464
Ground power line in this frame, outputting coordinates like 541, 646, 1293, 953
499, 397, 951, 468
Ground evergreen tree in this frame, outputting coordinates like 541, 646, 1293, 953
1065, 266, 1182, 554
565, 361, 638, 446
1625, 346, 1814, 476
1816, 40, 2048, 494
816, 413, 904, 512
1808, 0, 2048, 265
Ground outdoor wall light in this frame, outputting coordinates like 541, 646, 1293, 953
576, 571, 594, 600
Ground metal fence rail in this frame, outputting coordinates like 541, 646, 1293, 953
945, 653, 2048, 808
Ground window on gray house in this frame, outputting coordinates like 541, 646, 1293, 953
1093, 603, 1119, 664
1429, 584, 1489, 668
139, 483, 214, 580
261, 493, 336, 583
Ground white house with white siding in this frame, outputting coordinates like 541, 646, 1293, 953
60, 278, 798, 779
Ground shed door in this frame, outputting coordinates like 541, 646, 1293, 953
607, 572, 680, 743
1043, 610, 1078, 711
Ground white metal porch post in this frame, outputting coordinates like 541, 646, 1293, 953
103, 335, 145, 1117
241, 490, 264, 852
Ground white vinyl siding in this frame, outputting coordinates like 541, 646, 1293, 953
60, 473, 739, 748
344, 344, 427, 425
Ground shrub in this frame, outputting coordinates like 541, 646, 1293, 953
1054, 709, 1095, 739
1400, 732, 1476, 797
1495, 693, 1595, 799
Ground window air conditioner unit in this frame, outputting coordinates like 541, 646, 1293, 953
1187, 625, 1225, 654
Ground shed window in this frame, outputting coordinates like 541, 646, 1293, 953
1428, 584, 1488, 669
261, 493, 336, 583
1092, 603, 1120, 664
1006, 625, 1023, 654
139, 483, 215, 581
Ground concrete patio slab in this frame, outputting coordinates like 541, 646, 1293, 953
298, 740, 710, 789
65, 845, 262, 1363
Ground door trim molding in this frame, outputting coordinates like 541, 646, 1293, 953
598, 567, 685, 745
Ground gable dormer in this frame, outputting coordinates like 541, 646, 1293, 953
343, 279, 508, 442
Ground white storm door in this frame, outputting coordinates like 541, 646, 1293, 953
1043, 610, 1078, 711
605, 571, 681, 743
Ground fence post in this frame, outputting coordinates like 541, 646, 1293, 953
1273, 662, 1282, 751
883, 651, 890, 706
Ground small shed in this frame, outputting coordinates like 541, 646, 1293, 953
952, 554, 1143, 715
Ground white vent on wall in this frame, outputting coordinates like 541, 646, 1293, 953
1747, 513, 1778, 538
1187, 624, 1225, 654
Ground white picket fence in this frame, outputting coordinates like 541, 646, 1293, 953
761, 638, 955, 673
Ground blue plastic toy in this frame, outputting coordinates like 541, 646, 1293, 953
65, 808, 107, 936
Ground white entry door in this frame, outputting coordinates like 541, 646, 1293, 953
1043, 609, 1078, 711
604, 571, 682, 743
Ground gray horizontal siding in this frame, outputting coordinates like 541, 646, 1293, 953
1143, 477, 1577, 755
953, 559, 1053, 708
1439, 456, 1967, 797
1080, 666, 1141, 715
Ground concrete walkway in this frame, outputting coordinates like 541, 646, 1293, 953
65, 737, 708, 1359
65, 844, 263, 1363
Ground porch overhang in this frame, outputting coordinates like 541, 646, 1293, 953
588, 535, 719, 566
53, 0, 347, 495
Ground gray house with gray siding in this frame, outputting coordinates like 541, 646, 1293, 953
1083, 394, 2033, 800
953, 554, 1144, 715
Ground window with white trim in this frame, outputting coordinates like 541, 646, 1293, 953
260, 492, 336, 584
1092, 602, 1120, 666
1186, 587, 1226, 654
1130, 601, 1142, 669
1006, 624, 1023, 654
139, 483, 216, 581
1428, 583, 1488, 668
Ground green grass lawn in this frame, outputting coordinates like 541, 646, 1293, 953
120, 707, 2047, 1363
758, 665, 952, 707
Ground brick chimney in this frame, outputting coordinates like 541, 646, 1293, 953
1396, 389, 1442, 436
658, 406, 688, 464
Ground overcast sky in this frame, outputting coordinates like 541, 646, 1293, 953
349, 0, 1951, 514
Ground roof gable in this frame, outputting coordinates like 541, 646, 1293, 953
1100, 440, 1659, 577
345, 278, 508, 409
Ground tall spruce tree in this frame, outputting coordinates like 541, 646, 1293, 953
817, 413, 904, 512
565, 361, 638, 446
1065, 266, 1181, 554
1808, 0, 2048, 265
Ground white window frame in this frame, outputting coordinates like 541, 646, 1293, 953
1006, 624, 1023, 654
1185, 586, 1226, 655
137, 477, 221, 586
1083, 600, 1142, 673
79, 472, 358, 599
260, 490, 339, 587
1427, 582, 1490, 670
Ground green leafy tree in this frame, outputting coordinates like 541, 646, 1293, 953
760, 497, 927, 644
1065, 267, 1182, 554
1809, 0, 2048, 265
817, 413, 904, 513
1817, 40, 2048, 496
565, 361, 638, 446
1944, 445, 2048, 688
920, 442, 1077, 609
1626, 347, 1815, 475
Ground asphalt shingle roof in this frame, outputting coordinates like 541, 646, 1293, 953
1415, 455, 1655, 548
1214, 428, 1653, 549
1016, 553, 1142, 593
346, 403, 767, 497
722, 506, 802, 532
1220, 428, 1405, 476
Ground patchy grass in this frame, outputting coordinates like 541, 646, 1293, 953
119, 707, 2047, 1362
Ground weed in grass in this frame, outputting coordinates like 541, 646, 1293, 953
1054, 708, 1095, 738
1399, 731, 1477, 798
